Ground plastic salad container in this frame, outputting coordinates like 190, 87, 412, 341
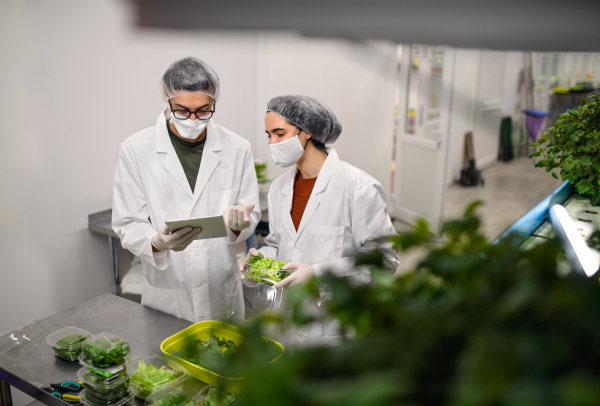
78, 367, 130, 395
161, 320, 284, 394
80, 333, 131, 368
242, 253, 289, 286
144, 386, 194, 406
85, 381, 129, 402
242, 280, 283, 318
46, 327, 91, 361
80, 387, 137, 406
128, 354, 188, 400
79, 365, 128, 386
193, 386, 236, 406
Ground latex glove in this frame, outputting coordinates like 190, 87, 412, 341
273, 262, 315, 289
239, 248, 259, 279
224, 203, 255, 232
152, 226, 202, 252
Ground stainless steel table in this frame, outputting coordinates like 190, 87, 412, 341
88, 210, 121, 295
0, 294, 207, 406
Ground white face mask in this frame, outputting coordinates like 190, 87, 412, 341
269, 134, 306, 168
170, 114, 209, 140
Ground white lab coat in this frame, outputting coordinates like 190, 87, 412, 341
112, 108, 260, 323
258, 148, 399, 345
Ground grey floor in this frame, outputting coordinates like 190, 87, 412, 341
394, 157, 562, 274
443, 157, 562, 241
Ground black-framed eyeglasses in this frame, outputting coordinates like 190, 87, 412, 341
169, 100, 215, 121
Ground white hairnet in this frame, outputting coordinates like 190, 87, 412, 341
267, 95, 342, 144
161, 57, 220, 101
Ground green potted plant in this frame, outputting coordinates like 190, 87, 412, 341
530, 95, 600, 205
222, 203, 600, 405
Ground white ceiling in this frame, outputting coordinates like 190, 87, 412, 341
130, 0, 600, 52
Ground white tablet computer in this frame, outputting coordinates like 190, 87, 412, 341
165, 215, 228, 240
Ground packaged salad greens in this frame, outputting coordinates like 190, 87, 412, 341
144, 386, 195, 406
78, 367, 129, 391
80, 333, 131, 368
244, 253, 289, 285
194, 386, 235, 406
85, 381, 129, 401
128, 355, 187, 400
46, 327, 91, 362
80, 387, 137, 406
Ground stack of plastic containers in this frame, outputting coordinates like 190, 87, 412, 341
127, 354, 187, 400
77, 333, 136, 406
46, 326, 92, 362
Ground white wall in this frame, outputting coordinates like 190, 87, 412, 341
446, 49, 482, 185
255, 33, 398, 192
0, 0, 258, 336
445, 49, 524, 185
0, 3, 400, 340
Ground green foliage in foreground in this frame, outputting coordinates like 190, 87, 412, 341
530, 95, 600, 205
225, 202, 600, 406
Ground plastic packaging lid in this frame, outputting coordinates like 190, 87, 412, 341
80, 333, 131, 368
46, 327, 91, 349
144, 386, 193, 406
127, 355, 188, 397
78, 366, 130, 390
79, 353, 133, 373
80, 387, 138, 406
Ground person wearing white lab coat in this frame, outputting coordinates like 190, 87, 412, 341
112, 57, 260, 323
241, 95, 399, 346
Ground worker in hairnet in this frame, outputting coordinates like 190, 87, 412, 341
112, 57, 260, 323
241, 95, 398, 345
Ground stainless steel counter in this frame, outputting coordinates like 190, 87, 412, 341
0, 294, 207, 406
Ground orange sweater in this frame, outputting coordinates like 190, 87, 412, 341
291, 172, 317, 230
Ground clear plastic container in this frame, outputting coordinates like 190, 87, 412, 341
193, 386, 236, 406
127, 355, 188, 400
80, 333, 131, 368
84, 381, 129, 401
144, 386, 193, 406
46, 327, 91, 362
242, 279, 283, 318
78, 366, 129, 391
242, 255, 289, 286
80, 387, 137, 406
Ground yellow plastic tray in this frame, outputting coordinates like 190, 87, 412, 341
160, 320, 284, 394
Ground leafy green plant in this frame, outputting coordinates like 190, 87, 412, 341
171, 330, 237, 376
530, 95, 600, 205
83, 336, 131, 367
85, 382, 128, 401
130, 360, 178, 399
147, 391, 195, 406
83, 368, 128, 387
199, 388, 236, 406
222, 202, 600, 406
52, 333, 88, 360
254, 162, 268, 184
247, 254, 288, 284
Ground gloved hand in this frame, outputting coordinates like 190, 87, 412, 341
152, 226, 202, 252
224, 203, 255, 232
273, 262, 315, 289
239, 248, 259, 279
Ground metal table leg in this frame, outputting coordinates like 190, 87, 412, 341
108, 236, 120, 296
0, 379, 12, 406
